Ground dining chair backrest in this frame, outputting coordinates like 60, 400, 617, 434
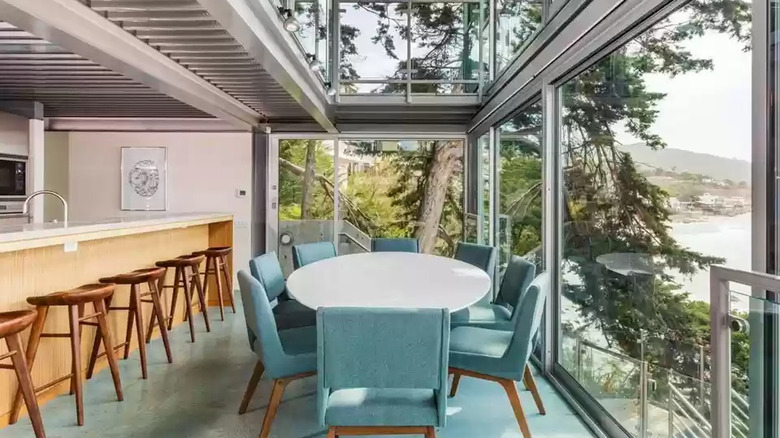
503, 272, 549, 377
292, 241, 337, 270
249, 252, 286, 302
238, 270, 285, 372
454, 242, 497, 276
370, 237, 419, 253
317, 307, 449, 390
495, 255, 536, 315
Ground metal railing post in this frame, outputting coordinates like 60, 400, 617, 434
668, 372, 674, 438
710, 266, 732, 438
639, 360, 649, 438
575, 337, 583, 382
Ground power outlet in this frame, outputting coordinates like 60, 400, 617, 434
63, 241, 78, 253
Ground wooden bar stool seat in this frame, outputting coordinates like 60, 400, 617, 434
150, 255, 211, 343
9, 284, 123, 427
192, 246, 235, 320
0, 310, 45, 438
90, 267, 171, 381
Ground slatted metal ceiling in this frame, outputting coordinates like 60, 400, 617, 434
0, 21, 211, 118
83, 0, 315, 123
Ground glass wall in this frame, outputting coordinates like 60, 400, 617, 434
339, 0, 486, 95
335, 139, 465, 255
273, 137, 465, 262
557, 2, 751, 436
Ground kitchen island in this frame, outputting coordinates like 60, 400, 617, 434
0, 212, 233, 424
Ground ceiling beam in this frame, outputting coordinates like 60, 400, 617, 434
198, 0, 337, 133
0, 0, 262, 129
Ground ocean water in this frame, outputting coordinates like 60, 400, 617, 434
670, 213, 752, 304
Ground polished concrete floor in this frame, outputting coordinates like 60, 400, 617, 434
1, 298, 594, 438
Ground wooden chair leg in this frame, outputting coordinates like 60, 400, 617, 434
449, 373, 461, 398
327, 427, 337, 438
191, 267, 211, 333
167, 267, 182, 331
122, 290, 136, 360
212, 258, 226, 321
523, 366, 546, 415
131, 285, 148, 379
68, 305, 84, 426
148, 279, 173, 364
220, 255, 236, 313
87, 296, 112, 380
259, 379, 287, 438
425, 426, 436, 438
238, 360, 265, 414
500, 379, 531, 438
10, 306, 47, 424
70, 303, 85, 395
146, 270, 169, 344
181, 268, 196, 343
94, 299, 123, 402
6, 334, 46, 438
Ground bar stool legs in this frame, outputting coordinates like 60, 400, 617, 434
153, 255, 211, 343
10, 284, 123, 427
197, 247, 235, 321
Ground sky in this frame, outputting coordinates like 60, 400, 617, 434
615, 30, 752, 162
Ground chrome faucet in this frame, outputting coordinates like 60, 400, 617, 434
23, 190, 68, 226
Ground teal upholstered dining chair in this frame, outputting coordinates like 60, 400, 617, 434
317, 307, 449, 438
450, 255, 535, 331
249, 252, 316, 330
448, 272, 549, 438
292, 241, 337, 270
453, 242, 497, 286
371, 237, 419, 253
237, 271, 317, 438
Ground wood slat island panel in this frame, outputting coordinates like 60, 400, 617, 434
0, 213, 233, 425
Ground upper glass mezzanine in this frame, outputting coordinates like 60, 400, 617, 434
267, 0, 552, 99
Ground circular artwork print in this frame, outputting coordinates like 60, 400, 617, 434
128, 159, 160, 198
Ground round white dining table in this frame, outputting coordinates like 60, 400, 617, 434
286, 252, 491, 312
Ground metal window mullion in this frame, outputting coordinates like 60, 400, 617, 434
488, 0, 495, 81
332, 137, 341, 252
541, 81, 556, 373
331, 0, 341, 100
477, 0, 485, 99
488, 126, 497, 248
709, 267, 732, 438
406, 0, 413, 102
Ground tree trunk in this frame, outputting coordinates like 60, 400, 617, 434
416, 141, 463, 253
300, 140, 317, 219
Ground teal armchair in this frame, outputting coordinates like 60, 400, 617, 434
453, 243, 497, 299
292, 241, 337, 270
448, 272, 549, 438
317, 307, 449, 438
249, 252, 316, 330
451, 255, 535, 330
371, 237, 419, 253
237, 271, 317, 438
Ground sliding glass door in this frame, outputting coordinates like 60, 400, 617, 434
268, 135, 466, 265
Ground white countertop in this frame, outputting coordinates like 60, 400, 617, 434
0, 212, 233, 251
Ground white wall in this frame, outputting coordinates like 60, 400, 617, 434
0, 111, 29, 157
43, 131, 70, 222
66, 131, 253, 277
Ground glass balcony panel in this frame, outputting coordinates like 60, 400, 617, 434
292, 0, 331, 81
495, 0, 542, 73
340, 81, 406, 94
339, 2, 409, 85
408, 3, 483, 84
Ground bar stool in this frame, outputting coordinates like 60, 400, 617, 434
149, 254, 211, 343
0, 310, 45, 438
193, 247, 235, 320
9, 284, 123, 427
91, 267, 171, 380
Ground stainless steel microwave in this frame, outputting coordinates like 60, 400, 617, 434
0, 154, 27, 198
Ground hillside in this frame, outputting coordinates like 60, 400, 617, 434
618, 143, 751, 183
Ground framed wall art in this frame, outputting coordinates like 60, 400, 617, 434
120, 146, 167, 211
